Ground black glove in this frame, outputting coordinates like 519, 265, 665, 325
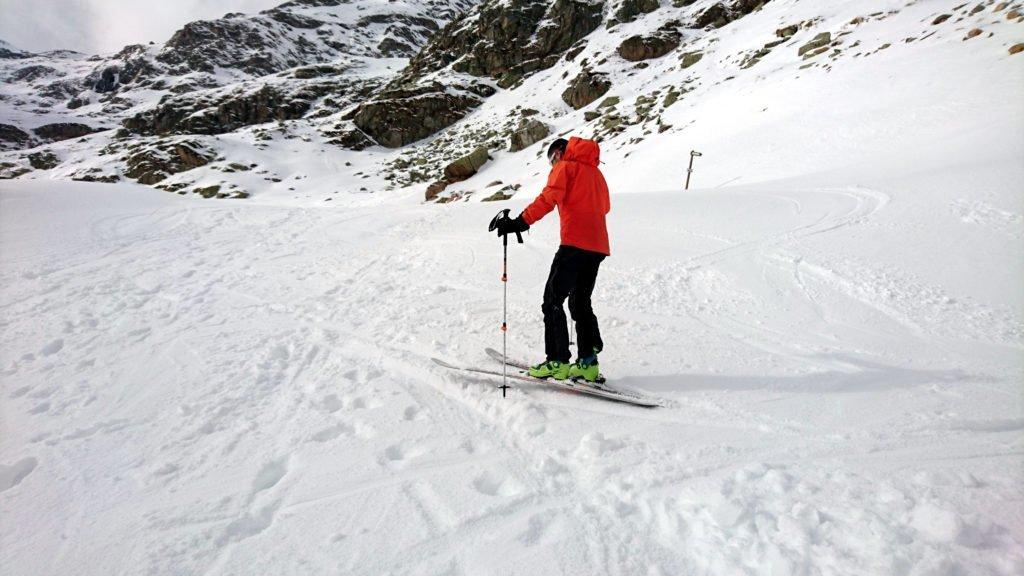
495, 214, 530, 238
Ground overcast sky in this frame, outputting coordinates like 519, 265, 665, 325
0, 0, 284, 55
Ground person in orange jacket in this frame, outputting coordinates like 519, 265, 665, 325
492, 136, 610, 382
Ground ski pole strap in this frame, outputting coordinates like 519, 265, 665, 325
487, 209, 524, 244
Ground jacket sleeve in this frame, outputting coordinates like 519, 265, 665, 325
521, 163, 570, 225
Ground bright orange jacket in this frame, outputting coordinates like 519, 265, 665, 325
521, 137, 611, 256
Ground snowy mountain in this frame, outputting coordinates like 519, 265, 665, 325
1, 0, 1022, 574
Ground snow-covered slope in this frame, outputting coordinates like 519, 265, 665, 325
1, 0, 1022, 574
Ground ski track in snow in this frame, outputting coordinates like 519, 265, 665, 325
1, 177, 1021, 575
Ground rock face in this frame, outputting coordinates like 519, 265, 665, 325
125, 83, 318, 136
509, 118, 550, 152
562, 70, 612, 109
358, 0, 604, 148
0, 124, 34, 151
618, 24, 682, 61
32, 123, 101, 142
124, 139, 215, 184
613, 0, 661, 25
693, 0, 770, 29
405, 0, 605, 87
353, 82, 491, 148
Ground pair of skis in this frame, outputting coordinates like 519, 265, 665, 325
432, 348, 664, 408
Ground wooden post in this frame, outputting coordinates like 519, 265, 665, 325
685, 150, 702, 190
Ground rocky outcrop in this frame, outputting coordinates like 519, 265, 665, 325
124, 139, 215, 184
9, 65, 58, 82
0, 124, 34, 151
32, 123, 102, 142
404, 0, 605, 88
618, 24, 682, 61
122, 74, 378, 136
562, 69, 612, 109
27, 151, 60, 170
353, 82, 492, 148
613, 0, 661, 25
693, 0, 770, 29
354, 0, 602, 148
322, 122, 375, 151
509, 118, 550, 152
0, 162, 32, 179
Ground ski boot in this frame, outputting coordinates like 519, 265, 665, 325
528, 360, 570, 380
568, 352, 600, 382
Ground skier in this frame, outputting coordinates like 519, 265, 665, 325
491, 136, 611, 382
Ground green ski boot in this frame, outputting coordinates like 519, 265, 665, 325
528, 360, 570, 380
569, 353, 601, 382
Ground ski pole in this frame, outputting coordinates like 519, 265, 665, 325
488, 209, 523, 396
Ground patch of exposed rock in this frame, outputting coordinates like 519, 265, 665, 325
353, 82, 493, 148
509, 118, 550, 152
693, 0, 771, 29
0, 124, 34, 151
562, 69, 612, 109
124, 139, 216, 184
618, 23, 683, 61
32, 123, 103, 142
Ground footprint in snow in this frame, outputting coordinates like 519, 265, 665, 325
252, 457, 289, 494
472, 471, 523, 497
320, 394, 343, 413
310, 423, 353, 443
0, 457, 38, 492
40, 339, 64, 356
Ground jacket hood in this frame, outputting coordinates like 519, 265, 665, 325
563, 136, 600, 167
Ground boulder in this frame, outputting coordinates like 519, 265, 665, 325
509, 118, 550, 152
425, 180, 449, 202
443, 147, 489, 180
680, 50, 704, 68
562, 70, 612, 110
694, 3, 731, 28
798, 32, 832, 56
618, 29, 682, 61
776, 24, 799, 38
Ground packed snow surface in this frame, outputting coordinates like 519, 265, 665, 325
2, 0, 1024, 574
2, 130, 1021, 574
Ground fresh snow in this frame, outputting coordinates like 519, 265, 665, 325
2, 0, 1023, 574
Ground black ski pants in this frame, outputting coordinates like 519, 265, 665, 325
542, 245, 605, 364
